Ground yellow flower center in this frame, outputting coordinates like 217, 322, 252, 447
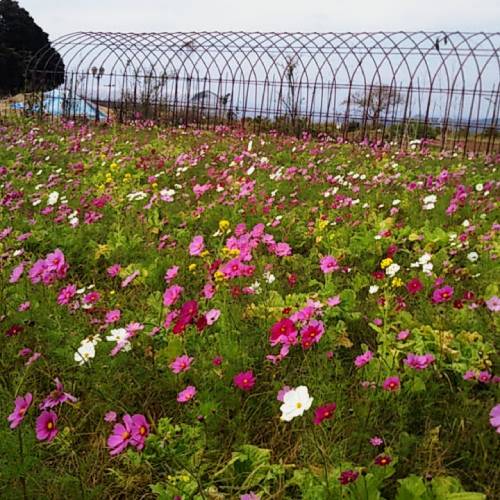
296, 402, 302, 409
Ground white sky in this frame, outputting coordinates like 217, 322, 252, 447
18, 0, 500, 39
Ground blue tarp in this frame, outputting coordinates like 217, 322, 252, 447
11, 88, 107, 119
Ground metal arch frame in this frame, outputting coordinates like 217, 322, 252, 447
19, 30, 500, 155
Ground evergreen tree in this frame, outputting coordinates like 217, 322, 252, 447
0, 0, 64, 96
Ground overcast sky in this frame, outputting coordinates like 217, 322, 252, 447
17, 0, 500, 39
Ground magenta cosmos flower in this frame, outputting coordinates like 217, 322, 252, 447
432, 285, 454, 303
403, 353, 435, 370
177, 385, 197, 403
313, 403, 337, 425
7, 393, 32, 429
354, 350, 373, 368
338, 469, 359, 485
130, 414, 150, 450
383, 376, 401, 391
189, 235, 205, 256
406, 277, 423, 294
163, 284, 184, 307
35, 411, 58, 442
233, 371, 256, 391
320, 255, 339, 274
170, 354, 194, 374
269, 318, 297, 346
39, 378, 77, 410
489, 404, 500, 433
107, 414, 133, 455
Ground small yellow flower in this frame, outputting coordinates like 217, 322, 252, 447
318, 219, 329, 231
110, 162, 118, 171
109, 290, 115, 295
228, 248, 240, 257
188, 263, 197, 272
219, 219, 230, 232
391, 277, 403, 287
408, 232, 420, 242
380, 258, 393, 269
200, 250, 210, 257
214, 270, 225, 282
315, 236, 322, 243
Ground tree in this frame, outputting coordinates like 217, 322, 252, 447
349, 85, 403, 125
0, 0, 64, 96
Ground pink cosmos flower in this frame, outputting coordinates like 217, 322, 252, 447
320, 255, 339, 274
274, 242, 292, 257
9, 262, 25, 283
57, 284, 77, 305
463, 370, 478, 381
205, 308, 221, 325
403, 353, 435, 370
478, 371, 492, 383
354, 350, 373, 368
7, 393, 32, 429
26, 352, 41, 366
327, 295, 341, 307
105, 309, 121, 324
490, 404, 500, 433
170, 355, 194, 374
35, 411, 58, 442
233, 371, 256, 391
121, 270, 140, 288
397, 330, 410, 340
177, 385, 197, 403
485, 296, 500, 312
189, 235, 205, 256
382, 376, 401, 392
370, 436, 384, 446
130, 414, 149, 450
104, 411, 117, 423
432, 286, 454, 303
240, 493, 260, 500
339, 469, 359, 485
107, 414, 133, 455
83, 291, 100, 304
45, 249, 66, 274
163, 284, 184, 307
107, 264, 121, 277
164, 265, 179, 282
18, 301, 31, 312
313, 403, 337, 425
202, 282, 216, 299
40, 378, 77, 410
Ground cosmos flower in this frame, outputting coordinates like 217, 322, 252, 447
354, 350, 373, 368
39, 378, 77, 409
7, 393, 32, 429
313, 403, 337, 425
170, 354, 194, 374
280, 386, 313, 422
177, 385, 197, 403
382, 376, 401, 392
489, 404, 500, 433
35, 411, 58, 442
320, 255, 339, 274
233, 371, 256, 391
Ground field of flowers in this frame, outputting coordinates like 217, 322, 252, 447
0, 119, 499, 499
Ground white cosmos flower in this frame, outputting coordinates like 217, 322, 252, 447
369, 285, 379, 294
280, 386, 313, 422
74, 339, 96, 365
467, 252, 479, 262
47, 191, 59, 205
263, 271, 276, 284
385, 263, 400, 277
